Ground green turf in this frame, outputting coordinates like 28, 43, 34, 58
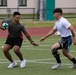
0, 36, 76, 75
20, 18, 76, 28
0, 14, 76, 28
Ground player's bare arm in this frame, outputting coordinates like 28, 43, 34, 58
68, 26, 76, 45
24, 31, 39, 46
0, 21, 3, 29
0, 21, 6, 30
40, 29, 57, 42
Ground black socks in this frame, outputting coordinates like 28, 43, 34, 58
70, 58, 76, 64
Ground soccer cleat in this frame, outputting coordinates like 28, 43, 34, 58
52, 63, 62, 70
20, 59, 26, 68
7, 61, 17, 68
69, 64, 76, 69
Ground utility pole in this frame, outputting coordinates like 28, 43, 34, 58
39, 0, 46, 21
17, 0, 19, 12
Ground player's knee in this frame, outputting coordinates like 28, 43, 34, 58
51, 48, 60, 57
14, 49, 19, 53
14, 46, 20, 53
52, 48, 57, 54
3, 49, 8, 54
51, 44, 62, 53
51, 46, 58, 53
51, 46, 55, 52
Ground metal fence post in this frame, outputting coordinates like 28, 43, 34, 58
7, 8, 11, 18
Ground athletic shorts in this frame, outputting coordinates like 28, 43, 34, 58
5, 36, 23, 48
59, 36, 72, 51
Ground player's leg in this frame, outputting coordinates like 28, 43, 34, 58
14, 37, 26, 68
3, 44, 13, 62
3, 37, 17, 68
13, 45, 26, 68
62, 36, 76, 68
62, 49, 76, 68
13, 45, 23, 61
51, 42, 62, 70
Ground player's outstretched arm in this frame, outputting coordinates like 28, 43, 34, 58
24, 32, 39, 46
40, 29, 57, 42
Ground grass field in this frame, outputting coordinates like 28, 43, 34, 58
0, 14, 76, 28
0, 36, 76, 75
20, 18, 76, 28
0, 15, 76, 75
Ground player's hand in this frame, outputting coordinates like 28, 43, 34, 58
73, 41, 76, 45
73, 37, 76, 45
40, 37, 45, 42
0, 26, 6, 30
31, 41, 39, 46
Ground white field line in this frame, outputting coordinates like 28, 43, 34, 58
21, 47, 76, 52
21, 48, 49, 50
27, 58, 66, 62
0, 45, 76, 53
22, 44, 51, 47
27, 61, 72, 66
0, 58, 73, 66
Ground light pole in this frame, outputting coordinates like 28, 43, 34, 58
17, 0, 19, 12
39, 0, 46, 21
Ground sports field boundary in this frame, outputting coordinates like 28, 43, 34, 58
0, 26, 76, 38
0, 27, 52, 38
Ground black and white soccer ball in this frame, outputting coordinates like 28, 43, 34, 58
2, 23, 9, 29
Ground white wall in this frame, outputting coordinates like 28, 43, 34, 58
56, 0, 76, 8
55, 0, 76, 13
0, 0, 76, 14
0, 0, 37, 14
7, 0, 18, 8
19, 0, 37, 14
7, 0, 36, 8
25, 0, 36, 8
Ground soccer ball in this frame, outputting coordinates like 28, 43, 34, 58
2, 23, 9, 29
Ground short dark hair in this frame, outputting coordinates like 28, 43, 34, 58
13, 11, 21, 16
53, 8, 63, 14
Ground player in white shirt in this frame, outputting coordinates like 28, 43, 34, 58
40, 8, 76, 70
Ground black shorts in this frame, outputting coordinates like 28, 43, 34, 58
59, 36, 72, 51
5, 36, 23, 48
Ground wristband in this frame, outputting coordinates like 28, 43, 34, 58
31, 41, 34, 44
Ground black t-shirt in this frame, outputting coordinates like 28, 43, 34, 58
3, 19, 26, 38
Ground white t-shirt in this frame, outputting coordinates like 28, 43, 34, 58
53, 17, 72, 37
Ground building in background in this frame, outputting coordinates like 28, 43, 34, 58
0, 0, 76, 13
0, 0, 37, 14
0, 0, 76, 20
